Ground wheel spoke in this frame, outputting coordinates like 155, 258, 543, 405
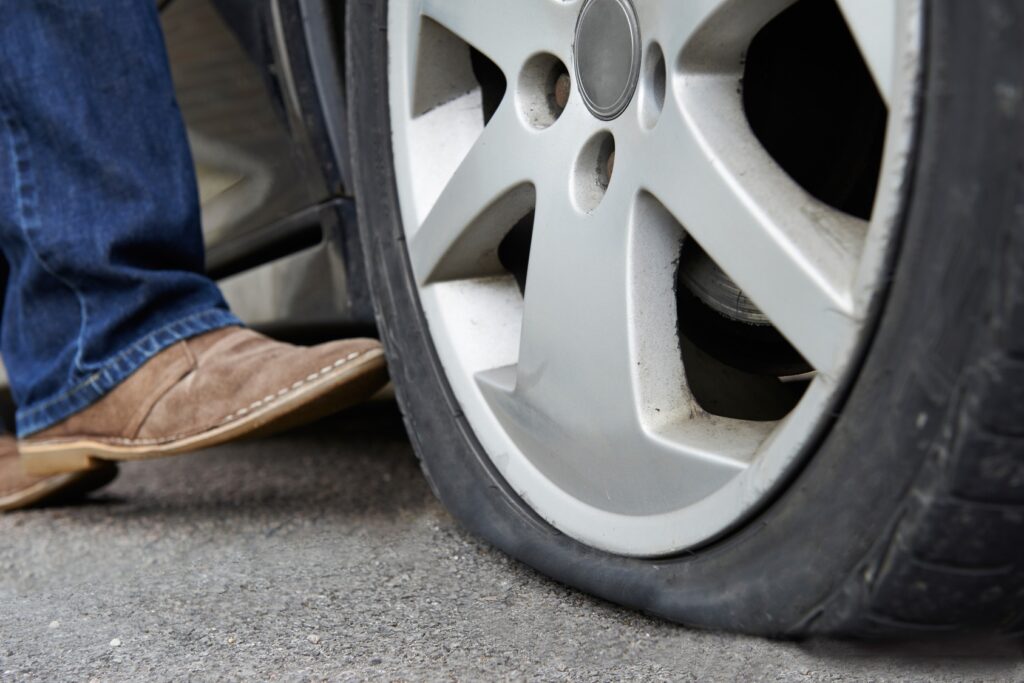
658, 0, 894, 103
475, 186, 748, 513
634, 0, 731, 42
408, 102, 537, 284
420, 0, 574, 76
648, 0, 793, 70
835, 0, 896, 103
512, 192, 637, 430
646, 90, 863, 376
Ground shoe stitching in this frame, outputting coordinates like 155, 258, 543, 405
217, 351, 366, 424
26, 350, 372, 448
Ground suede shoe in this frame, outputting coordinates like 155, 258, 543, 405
1, 434, 117, 511
19, 327, 388, 475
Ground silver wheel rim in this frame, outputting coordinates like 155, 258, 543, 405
388, 0, 923, 557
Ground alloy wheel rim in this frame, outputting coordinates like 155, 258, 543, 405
388, 0, 923, 556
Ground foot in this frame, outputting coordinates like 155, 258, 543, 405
19, 327, 389, 475
1, 434, 117, 511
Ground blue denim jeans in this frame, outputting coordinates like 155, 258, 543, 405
0, 1, 241, 436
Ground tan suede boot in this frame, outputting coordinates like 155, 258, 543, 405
19, 327, 388, 475
1, 434, 117, 511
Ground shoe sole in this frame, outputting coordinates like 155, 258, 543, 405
0, 463, 118, 512
19, 348, 389, 476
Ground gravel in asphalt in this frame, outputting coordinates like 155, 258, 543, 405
1, 401, 1022, 681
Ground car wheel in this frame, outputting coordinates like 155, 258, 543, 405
346, 0, 1024, 636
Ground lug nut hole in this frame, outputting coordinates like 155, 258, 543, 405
573, 132, 615, 212
518, 53, 570, 129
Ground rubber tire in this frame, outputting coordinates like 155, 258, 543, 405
345, 0, 1024, 637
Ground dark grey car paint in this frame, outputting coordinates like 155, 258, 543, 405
160, 0, 372, 330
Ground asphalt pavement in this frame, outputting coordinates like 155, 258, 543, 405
2, 400, 1022, 681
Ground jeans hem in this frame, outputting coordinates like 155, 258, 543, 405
15, 308, 242, 437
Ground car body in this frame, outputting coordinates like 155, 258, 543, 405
161, 0, 369, 335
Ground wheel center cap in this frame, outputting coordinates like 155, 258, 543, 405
574, 0, 642, 121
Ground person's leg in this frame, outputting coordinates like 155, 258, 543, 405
0, 1, 239, 436
0, 2, 387, 489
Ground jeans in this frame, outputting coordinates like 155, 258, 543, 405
0, 1, 241, 436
